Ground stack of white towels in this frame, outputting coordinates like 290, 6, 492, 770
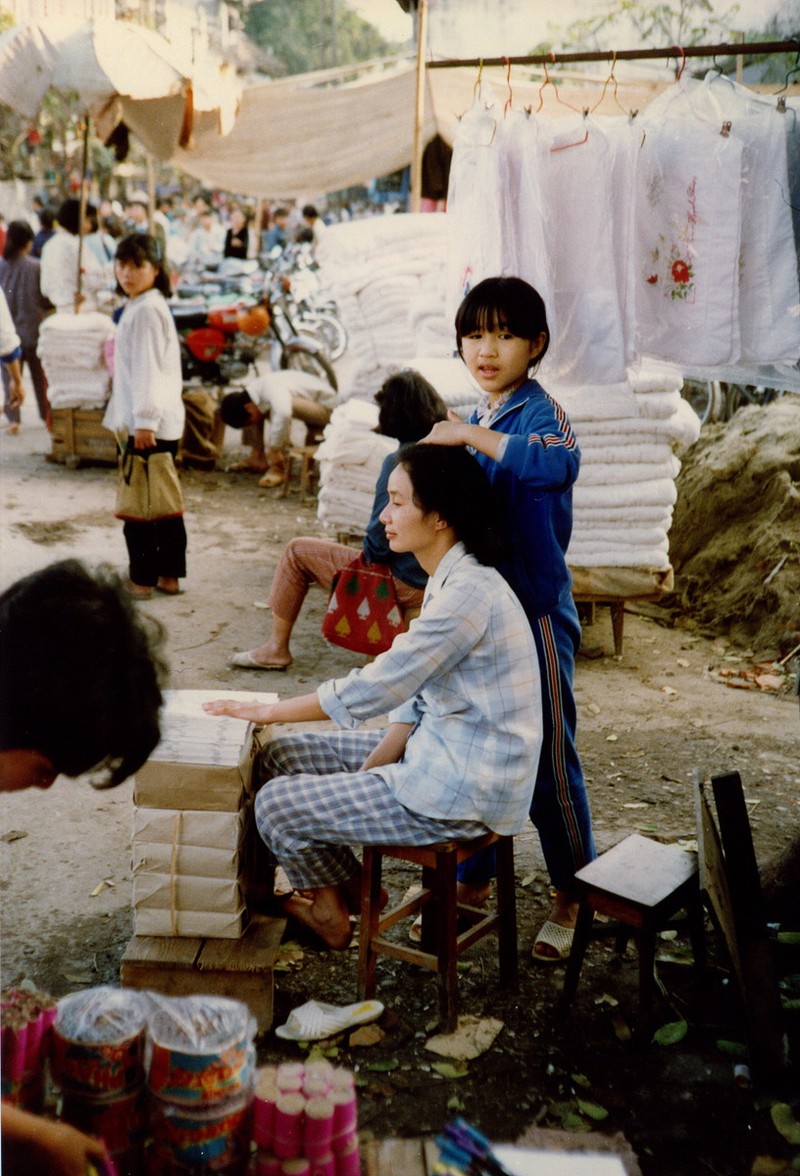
315, 398, 396, 536
316, 213, 452, 399
556, 362, 700, 571
37, 312, 113, 410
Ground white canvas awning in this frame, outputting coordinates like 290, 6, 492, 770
174, 62, 669, 198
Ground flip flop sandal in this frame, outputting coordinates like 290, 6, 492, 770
230, 650, 289, 671
275, 998, 384, 1042
532, 919, 575, 963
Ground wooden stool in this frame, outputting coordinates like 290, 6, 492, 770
560, 833, 705, 1031
280, 427, 324, 500
358, 832, 517, 1032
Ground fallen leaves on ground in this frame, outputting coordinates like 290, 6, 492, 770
716, 663, 791, 692
425, 1015, 504, 1060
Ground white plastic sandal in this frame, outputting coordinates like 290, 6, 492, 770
531, 919, 574, 963
274, 999, 384, 1041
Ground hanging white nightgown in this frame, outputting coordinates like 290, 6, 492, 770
501, 107, 556, 349
543, 113, 628, 384
602, 114, 640, 369
635, 84, 744, 366
445, 87, 507, 323
689, 74, 800, 364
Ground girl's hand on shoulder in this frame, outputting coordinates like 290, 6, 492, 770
202, 700, 275, 724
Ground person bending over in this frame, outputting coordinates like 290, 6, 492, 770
0, 559, 167, 1174
220, 369, 338, 487
229, 370, 447, 670
204, 443, 542, 950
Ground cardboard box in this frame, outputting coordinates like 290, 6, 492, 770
132, 874, 243, 914
132, 907, 248, 940
132, 842, 240, 881
132, 807, 245, 851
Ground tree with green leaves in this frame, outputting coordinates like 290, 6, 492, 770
243, 0, 400, 76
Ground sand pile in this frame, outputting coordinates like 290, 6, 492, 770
667, 396, 800, 655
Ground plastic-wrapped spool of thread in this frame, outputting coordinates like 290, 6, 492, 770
276, 1065, 304, 1094
281, 1160, 311, 1176
253, 1071, 279, 1149
304, 1060, 335, 1089
302, 1075, 331, 1099
273, 1092, 305, 1159
303, 1096, 334, 1158
309, 1154, 335, 1176
254, 1152, 282, 1176
330, 1086, 357, 1141
329, 1069, 355, 1092
333, 1134, 361, 1176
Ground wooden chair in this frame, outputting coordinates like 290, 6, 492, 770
695, 771, 786, 1085
357, 832, 517, 1032
560, 833, 706, 1031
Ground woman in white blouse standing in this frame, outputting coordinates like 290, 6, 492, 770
104, 233, 186, 600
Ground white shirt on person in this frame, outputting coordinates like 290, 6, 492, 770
103, 288, 184, 440
246, 370, 337, 450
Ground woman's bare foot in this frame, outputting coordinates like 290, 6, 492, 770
456, 881, 491, 907
282, 887, 353, 950
338, 872, 388, 916
241, 635, 292, 669
156, 577, 182, 595
125, 580, 153, 600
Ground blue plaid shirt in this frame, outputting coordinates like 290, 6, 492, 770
318, 543, 542, 834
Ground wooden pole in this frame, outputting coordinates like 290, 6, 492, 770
76, 116, 90, 313
410, 0, 428, 214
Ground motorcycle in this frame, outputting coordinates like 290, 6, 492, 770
170, 262, 338, 392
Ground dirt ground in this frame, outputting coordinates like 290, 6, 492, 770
1, 395, 799, 1176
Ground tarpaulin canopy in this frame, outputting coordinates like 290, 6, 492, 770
0, 19, 240, 160
174, 62, 669, 198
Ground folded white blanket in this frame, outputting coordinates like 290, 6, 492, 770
577, 456, 680, 485
574, 479, 677, 509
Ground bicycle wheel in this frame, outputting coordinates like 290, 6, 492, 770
298, 311, 348, 361
680, 378, 725, 425
281, 342, 338, 392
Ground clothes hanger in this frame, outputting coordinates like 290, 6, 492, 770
502, 56, 513, 117
535, 56, 583, 115
775, 46, 800, 95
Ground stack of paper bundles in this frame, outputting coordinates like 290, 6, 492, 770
131, 690, 277, 940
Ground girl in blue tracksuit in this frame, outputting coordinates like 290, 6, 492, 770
425, 275, 596, 961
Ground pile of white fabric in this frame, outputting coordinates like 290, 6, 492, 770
315, 398, 396, 535
316, 213, 451, 399
555, 361, 701, 570
37, 312, 113, 409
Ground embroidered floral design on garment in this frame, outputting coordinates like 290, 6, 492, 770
668, 250, 694, 300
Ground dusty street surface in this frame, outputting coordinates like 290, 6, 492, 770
1, 399, 798, 1176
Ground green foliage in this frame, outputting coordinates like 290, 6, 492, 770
560, 0, 740, 53
243, 0, 398, 75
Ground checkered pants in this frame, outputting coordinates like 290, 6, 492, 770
254, 730, 488, 889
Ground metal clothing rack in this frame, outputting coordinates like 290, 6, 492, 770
424, 39, 800, 72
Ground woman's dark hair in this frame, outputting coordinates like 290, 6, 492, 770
396, 443, 509, 567
38, 207, 56, 231
455, 276, 550, 369
56, 198, 95, 236
114, 232, 171, 297
374, 370, 448, 444
0, 560, 167, 787
2, 220, 34, 261
219, 389, 253, 429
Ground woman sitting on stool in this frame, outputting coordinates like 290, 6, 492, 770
204, 443, 542, 950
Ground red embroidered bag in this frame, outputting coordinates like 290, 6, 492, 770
321, 554, 406, 655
